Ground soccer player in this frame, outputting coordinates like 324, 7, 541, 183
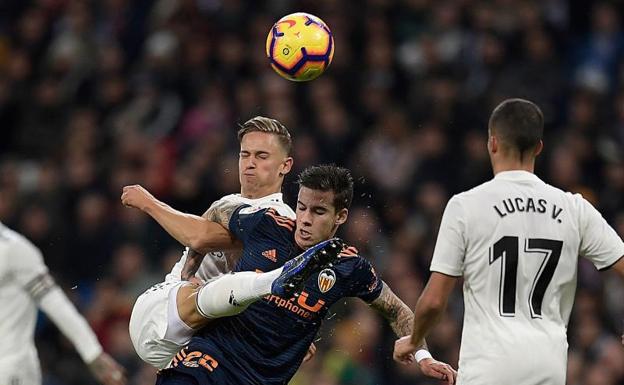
0, 222, 126, 385
146, 165, 456, 384
394, 99, 624, 385
123, 116, 325, 369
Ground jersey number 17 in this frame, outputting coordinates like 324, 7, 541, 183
489, 236, 563, 319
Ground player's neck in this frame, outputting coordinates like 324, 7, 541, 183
240, 186, 281, 199
492, 158, 535, 175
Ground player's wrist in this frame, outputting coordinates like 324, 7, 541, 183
142, 196, 159, 214
415, 349, 433, 363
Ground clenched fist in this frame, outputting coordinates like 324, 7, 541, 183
121, 185, 154, 211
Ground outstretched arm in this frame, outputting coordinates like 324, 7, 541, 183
368, 281, 416, 338
609, 257, 624, 346
369, 281, 456, 384
10, 237, 127, 385
121, 185, 239, 254
394, 273, 457, 364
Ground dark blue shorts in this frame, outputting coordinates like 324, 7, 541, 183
155, 345, 232, 385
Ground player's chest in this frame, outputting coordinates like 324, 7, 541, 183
265, 266, 351, 321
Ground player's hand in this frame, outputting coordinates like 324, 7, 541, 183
393, 335, 418, 365
302, 342, 317, 364
121, 184, 154, 211
419, 358, 457, 385
88, 352, 127, 385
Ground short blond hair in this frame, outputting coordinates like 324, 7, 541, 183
237, 116, 292, 155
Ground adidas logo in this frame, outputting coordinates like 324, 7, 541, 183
262, 249, 277, 262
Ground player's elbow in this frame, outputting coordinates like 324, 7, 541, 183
186, 219, 218, 253
188, 223, 234, 254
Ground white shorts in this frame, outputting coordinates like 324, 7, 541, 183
129, 280, 195, 369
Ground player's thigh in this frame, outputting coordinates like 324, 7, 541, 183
130, 281, 187, 367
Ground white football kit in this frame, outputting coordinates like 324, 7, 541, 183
129, 193, 295, 369
0, 223, 103, 384
430, 171, 624, 385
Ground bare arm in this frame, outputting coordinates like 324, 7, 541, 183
180, 202, 243, 280
121, 185, 239, 254
372, 281, 457, 384
368, 281, 420, 340
610, 255, 624, 277
410, 272, 457, 347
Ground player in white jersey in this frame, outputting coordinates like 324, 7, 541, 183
0, 222, 126, 385
394, 99, 624, 384
123, 117, 321, 369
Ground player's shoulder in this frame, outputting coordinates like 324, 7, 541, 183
0, 224, 43, 263
262, 207, 296, 232
535, 181, 590, 211
235, 204, 295, 233
257, 199, 295, 219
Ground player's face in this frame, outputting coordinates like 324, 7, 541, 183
239, 132, 292, 197
295, 187, 348, 249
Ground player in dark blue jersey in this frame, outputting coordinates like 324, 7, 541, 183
156, 165, 457, 385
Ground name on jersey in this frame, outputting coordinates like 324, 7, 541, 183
493, 197, 564, 223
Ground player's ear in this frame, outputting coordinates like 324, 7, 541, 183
489, 135, 498, 154
279, 157, 293, 176
534, 140, 544, 157
335, 208, 348, 226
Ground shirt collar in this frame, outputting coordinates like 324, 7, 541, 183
494, 170, 542, 182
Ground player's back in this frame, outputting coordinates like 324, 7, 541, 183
0, 223, 44, 372
432, 170, 624, 385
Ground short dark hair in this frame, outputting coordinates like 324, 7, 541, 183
489, 98, 544, 156
237, 116, 292, 155
297, 165, 354, 211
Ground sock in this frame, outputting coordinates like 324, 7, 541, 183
196, 268, 283, 319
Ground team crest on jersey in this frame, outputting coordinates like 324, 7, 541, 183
318, 269, 336, 293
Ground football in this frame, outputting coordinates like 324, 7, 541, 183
266, 12, 334, 81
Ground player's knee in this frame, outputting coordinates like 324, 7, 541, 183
175, 283, 206, 329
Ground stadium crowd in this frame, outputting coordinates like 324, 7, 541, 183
1, 0, 624, 384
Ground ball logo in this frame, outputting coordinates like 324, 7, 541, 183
318, 269, 336, 293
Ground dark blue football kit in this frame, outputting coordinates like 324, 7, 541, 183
156, 205, 383, 385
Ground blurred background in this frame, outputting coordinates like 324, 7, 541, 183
1, 0, 624, 384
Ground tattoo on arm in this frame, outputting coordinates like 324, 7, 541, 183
204, 200, 242, 229
179, 201, 240, 280
180, 249, 203, 280
369, 282, 427, 349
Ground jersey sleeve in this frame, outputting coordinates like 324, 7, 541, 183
577, 196, 624, 270
348, 257, 383, 303
228, 205, 268, 244
10, 235, 48, 288
430, 195, 466, 277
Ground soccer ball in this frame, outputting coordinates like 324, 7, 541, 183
266, 13, 334, 82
